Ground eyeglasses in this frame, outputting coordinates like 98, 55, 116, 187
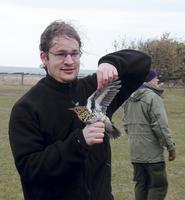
48, 51, 81, 61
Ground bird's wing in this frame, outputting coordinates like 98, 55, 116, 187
87, 80, 122, 114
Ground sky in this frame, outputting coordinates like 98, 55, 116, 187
0, 0, 185, 70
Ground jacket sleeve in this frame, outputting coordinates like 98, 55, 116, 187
149, 94, 175, 151
98, 49, 151, 117
9, 102, 89, 183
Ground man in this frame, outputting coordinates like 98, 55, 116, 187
9, 20, 150, 200
123, 69, 176, 200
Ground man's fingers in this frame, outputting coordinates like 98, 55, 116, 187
82, 122, 105, 145
93, 121, 105, 128
85, 132, 105, 145
97, 63, 118, 90
91, 138, 104, 144
112, 68, 118, 80
97, 69, 103, 90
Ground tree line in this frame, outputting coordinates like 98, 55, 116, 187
112, 33, 185, 83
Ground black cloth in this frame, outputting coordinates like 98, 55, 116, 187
9, 49, 151, 200
132, 162, 168, 200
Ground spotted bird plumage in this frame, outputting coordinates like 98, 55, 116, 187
69, 79, 122, 139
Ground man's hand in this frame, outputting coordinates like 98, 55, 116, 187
97, 63, 118, 90
168, 149, 176, 161
82, 122, 105, 145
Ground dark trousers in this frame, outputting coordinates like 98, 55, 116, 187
132, 162, 168, 200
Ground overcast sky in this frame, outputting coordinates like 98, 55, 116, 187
0, 0, 185, 70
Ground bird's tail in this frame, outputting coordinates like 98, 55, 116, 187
106, 124, 122, 139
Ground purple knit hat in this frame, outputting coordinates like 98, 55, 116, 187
145, 68, 157, 82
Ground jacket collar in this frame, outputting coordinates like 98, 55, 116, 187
44, 74, 77, 93
141, 82, 164, 96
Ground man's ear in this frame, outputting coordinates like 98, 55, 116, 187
40, 51, 48, 66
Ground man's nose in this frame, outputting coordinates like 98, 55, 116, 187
64, 54, 74, 64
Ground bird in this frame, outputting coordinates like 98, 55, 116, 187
69, 79, 122, 139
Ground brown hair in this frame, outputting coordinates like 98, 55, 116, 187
39, 20, 82, 53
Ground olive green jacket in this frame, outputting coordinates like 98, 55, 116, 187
123, 83, 175, 163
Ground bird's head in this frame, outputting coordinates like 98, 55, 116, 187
69, 106, 91, 122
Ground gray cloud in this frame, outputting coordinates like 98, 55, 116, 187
2, 0, 185, 12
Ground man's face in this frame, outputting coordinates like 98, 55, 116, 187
148, 76, 159, 87
40, 35, 81, 83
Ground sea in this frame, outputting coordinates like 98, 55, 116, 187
0, 66, 95, 76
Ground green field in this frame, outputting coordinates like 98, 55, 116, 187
0, 85, 185, 200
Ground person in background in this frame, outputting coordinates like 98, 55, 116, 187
123, 68, 176, 200
9, 19, 151, 200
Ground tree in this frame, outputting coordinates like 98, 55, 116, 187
112, 33, 185, 82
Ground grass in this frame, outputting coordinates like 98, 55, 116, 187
0, 85, 32, 200
0, 85, 185, 200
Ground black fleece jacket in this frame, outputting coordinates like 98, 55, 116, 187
9, 49, 151, 200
